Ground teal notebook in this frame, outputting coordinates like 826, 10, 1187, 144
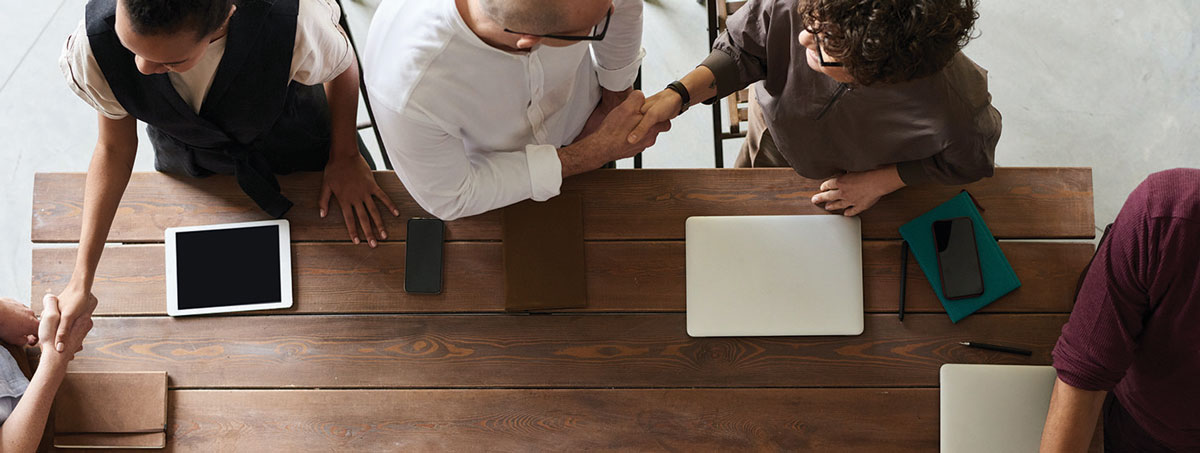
898, 191, 1021, 323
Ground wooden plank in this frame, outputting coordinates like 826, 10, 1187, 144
67, 314, 1066, 389
163, 388, 938, 452
33, 242, 1092, 315
32, 168, 1094, 242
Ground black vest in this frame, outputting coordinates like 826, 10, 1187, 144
85, 0, 331, 217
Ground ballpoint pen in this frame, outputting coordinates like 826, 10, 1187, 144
959, 341, 1033, 356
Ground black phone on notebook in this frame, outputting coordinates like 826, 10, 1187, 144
932, 217, 985, 300
405, 218, 444, 294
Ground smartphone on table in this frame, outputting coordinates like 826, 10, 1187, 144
405, 218, 444, 294
931, 217, 984, 300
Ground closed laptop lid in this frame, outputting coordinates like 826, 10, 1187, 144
940, 364, 1058, 453
685, 215, 864, 337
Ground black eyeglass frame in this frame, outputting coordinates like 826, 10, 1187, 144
503, 7, 612, 42
813, 32, 844, 67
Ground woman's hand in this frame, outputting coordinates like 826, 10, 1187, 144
0, 297, 38, 346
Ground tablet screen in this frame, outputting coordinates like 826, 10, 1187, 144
174, 225, 283, 310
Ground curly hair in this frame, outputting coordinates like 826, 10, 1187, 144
120, 0, 233, 39
800, 0, 979, 86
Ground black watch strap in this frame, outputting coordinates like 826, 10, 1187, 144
665, 81, 690, 115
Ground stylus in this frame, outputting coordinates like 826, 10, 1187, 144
899, 241, 908, 321
959, 341, 1033, 356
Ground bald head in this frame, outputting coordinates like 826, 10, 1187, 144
479, 0, 607, 35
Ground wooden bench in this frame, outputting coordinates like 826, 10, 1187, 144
32, 168, 1094, 451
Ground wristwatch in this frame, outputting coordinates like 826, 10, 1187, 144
665, 81, 690, 115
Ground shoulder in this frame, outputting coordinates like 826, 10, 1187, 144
939, 53, 992, 108
1136, 169, 1200, 221
296, 0, 341, 30
61, 19, 92, 66
729, 0, 801, 37
363, 0, 460, 112
60, 19, 129, 119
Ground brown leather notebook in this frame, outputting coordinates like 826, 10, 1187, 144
53, 372, 168, 435
502, 194, 588, 311
53, 432, 167, 449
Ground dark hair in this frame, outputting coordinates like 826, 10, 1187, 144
120, 0, 234, 39
800, 0, 979, 86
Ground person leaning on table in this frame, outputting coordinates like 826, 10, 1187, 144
0, 296, 89, 453
55, 0, 400, 357
627, 0, 1001, 216
363, 0, 671, 221
1040, 169, 1200, 452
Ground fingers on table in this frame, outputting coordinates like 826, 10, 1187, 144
374, 189, 400, 217
364, 200, 387, 241
318, 183, 334, 218
811, 189, 841, 205
353, 203, 377, 248
340, 203, 360, 244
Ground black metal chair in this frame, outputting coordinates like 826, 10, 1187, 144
705, 0, 751, 168
336, 0, 393, 171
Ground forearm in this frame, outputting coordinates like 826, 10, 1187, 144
675, 66, 719, 110
1040, 377, 1106, 453
558, 141, 610, 179
0, 360, 67, 453
70, 118, 137, 292
874, 164, 907, 192
322, 62, 361, 160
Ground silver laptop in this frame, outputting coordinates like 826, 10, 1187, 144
685, 215, 864, 337
940, 364, 1058, 453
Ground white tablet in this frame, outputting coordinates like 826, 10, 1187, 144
165, 219, 293, 317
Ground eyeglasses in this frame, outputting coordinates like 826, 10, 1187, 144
813, 32, 844, 67
503, 7, 612, 42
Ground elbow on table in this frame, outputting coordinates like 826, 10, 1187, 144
410, 191, 473, 222
949, 163, 995, 186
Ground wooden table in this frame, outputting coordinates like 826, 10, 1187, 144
31, 168, 1094, 451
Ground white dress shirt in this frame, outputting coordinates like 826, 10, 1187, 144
364, 0, 644, 220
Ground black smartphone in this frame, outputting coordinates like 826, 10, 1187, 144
405, 218, 444, 294
932, 217, 984, 300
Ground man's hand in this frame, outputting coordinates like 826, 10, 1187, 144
810, 165, 907, 216
0, 298, 38, 346
319, 153, 400, 248
627, 89, 683, 144
575, 88, 634, 142
39, 294, 89, 366
50, 288, 96, 354
559, 91, 671, 178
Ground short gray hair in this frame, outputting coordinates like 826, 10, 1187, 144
479, 0, 568, 34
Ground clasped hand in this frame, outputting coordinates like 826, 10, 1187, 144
0, 295, 88, 365
38, 294, 89, 364
571, 88, 672, 165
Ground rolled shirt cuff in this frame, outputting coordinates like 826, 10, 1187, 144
595, 48, 647, 91
699, 48, 741, 104
525, 144, 563, 202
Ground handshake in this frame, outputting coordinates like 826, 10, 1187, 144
0, 295, 91, 367
564, 87, 687, 175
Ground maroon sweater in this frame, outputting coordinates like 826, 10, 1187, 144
1052, 168, 1200, 450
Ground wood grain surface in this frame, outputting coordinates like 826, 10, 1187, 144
32, 241, 1092, 315
32, 168, 1094, 242
32, 167, 1097, 450
164, 388, 939, 452
66, 314, 1066, 389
